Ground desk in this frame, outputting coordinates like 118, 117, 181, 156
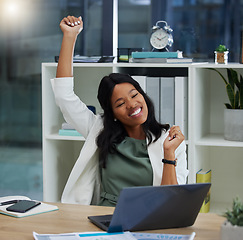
0, 203, 225, 240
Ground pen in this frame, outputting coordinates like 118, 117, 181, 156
0, 200, 19, 206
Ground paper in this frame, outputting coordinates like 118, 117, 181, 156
33, 232, 136, 240
132, 232, 196, 240
33, 231, 196, 240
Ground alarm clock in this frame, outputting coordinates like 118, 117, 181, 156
150, 21, 173, 51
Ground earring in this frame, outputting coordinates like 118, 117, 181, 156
114, 118, 117, 122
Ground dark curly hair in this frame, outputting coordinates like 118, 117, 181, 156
96, 73, 169, 168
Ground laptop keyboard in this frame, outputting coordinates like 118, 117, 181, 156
101, 220, 111, 227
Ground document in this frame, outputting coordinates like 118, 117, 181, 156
33, 232, 136, 240
33, 231, 196, 240
132, 232, 196, 240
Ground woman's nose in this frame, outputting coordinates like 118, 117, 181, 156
126, 98, 137, 109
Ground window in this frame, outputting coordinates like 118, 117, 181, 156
0, 0, 102, 200
118, 0, 242, 62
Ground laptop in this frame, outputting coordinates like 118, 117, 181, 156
88, 183, 211, 233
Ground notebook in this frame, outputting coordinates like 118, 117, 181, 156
88, 183, 211, 232
0, 196, 58, 218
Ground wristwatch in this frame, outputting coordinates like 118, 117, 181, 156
162, 158, 177, 166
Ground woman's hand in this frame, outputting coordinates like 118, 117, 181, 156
56, 16, 83, 78
60, 16, 83, 37
163, 125, 185, 160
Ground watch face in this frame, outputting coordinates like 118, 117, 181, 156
150, 29, 169, 50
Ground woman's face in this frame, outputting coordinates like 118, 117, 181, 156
110, 82, 148, 131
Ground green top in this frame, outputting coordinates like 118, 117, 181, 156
99, 137, 153, 207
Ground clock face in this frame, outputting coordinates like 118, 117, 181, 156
150, 29, 169, 50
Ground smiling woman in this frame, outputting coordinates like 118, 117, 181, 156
51, 15, 189, 207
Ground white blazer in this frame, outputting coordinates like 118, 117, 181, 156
51, 77, 189, 205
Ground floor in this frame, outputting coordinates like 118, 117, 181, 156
0, 147, 43, 201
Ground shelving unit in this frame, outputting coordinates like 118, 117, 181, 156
42, 62, 243, 213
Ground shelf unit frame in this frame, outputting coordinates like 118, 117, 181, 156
42, 62, 243, 213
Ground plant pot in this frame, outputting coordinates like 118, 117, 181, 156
215, 51, 229, 64
221, 221, 243, 240
224, 109, 243, 141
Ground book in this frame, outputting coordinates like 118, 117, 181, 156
160, 77, 175, 126
146, 77, 160, 122
0, 196, 58, 218
59, 129, 82, 137
175, 76, 188, 139
62, 122, 75, 130
131, 51, 183, 59
166, 58, 193, 63
55, 56, 114, 63
130, 57, 193, 63
196, 169, 212, 213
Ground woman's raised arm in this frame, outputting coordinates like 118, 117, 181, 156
56, 16, 83, 78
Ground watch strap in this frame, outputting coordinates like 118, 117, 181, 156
162, 158, 177, 166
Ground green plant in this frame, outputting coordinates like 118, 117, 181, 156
209, 68, 243, 109
224, 197, 243, 226
215, 44, 228, 52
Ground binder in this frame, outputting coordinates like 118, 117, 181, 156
175, 77, 188, 138
146, 77, 160, 122
131, 75, 147, 92
131, 75, 189, 132
160, 77, 175, 126
196, 169, 211, 213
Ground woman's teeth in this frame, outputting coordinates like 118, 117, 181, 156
130, 108, 141, 116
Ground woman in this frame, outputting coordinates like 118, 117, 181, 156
51, 16, 188, 206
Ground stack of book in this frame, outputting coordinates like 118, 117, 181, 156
130, 51, 193, 63
58, 106, 95, 137
59, 122, 82, 137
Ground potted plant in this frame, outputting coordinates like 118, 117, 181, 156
215, 44, 229, 64
221, 197, 243, 240
209, 68, 243, 141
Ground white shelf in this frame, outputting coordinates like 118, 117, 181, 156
42, 62, 243, 213
196, 134, 243, 147
45, 133, 85, 141
43, 62, 213, 68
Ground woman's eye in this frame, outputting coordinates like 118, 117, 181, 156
116, 102, 125, 108
132, 93, 138, 98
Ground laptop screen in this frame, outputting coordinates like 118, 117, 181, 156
89, 183, 211, 232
